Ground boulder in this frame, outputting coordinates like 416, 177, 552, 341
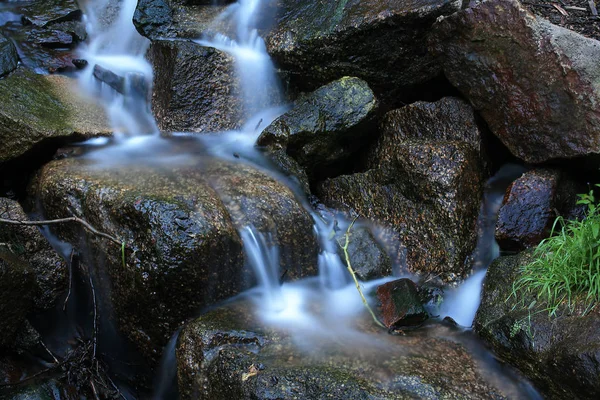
0, 198, 68, 311
474, 251, 600, 399
0, 253, 34, 348
257, 77, 378, 180
20, 0, 82, 27
495, 169, 583, 251
317, 98, 485, 280
176, 300, 520, 399
0, 33, 18, 77
0, 68, 111, 163
147, 40, 242, 133
265, 0, 462, 95
430, 0, 600, 163
33, 152, 317, 361
376, 278, 428, 329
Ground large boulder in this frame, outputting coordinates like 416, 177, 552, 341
265, 0, 462, 95
430, 0, 600, 163
176, 300, 528, 399
474, 251, 600, 399
33, 151, 317, 361
257, 77, 378, 180
0, 198, 68, 312
147, 40, 242, 133
0, 68, 111, 163
317, 98, 485, 280
495, 169, 583, 251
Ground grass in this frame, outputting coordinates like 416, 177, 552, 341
512, 185, 600, 316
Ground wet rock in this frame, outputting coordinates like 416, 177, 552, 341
377, 279, 428, 329
21, 0, 82, 27
262, 149, 311, 195
257, 77, 378, 180
33, 154, 317, 361
0, 33, 18, 78
27, 29, 73, 49
317, 98, 484, 280
474, 251, 600, 399
133, 0, 174, 39
495, 169, 583, 251
177, 300, 512, 399
147, 40, 242, 133
340, 224, 392, 281
0, 252, 34, 348
265, 0, 462, 95
0, 198, 68, 311
0, 68, 111, 163
430, 0, 600, 163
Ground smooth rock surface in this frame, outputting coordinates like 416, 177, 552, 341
430, 0, 600, 163
265, 0, 462, 95
147, 40, 242, 133
0, 69, 111, 163
475, 251, 600, 399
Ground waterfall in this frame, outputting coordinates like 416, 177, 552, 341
77, 0, 158, 137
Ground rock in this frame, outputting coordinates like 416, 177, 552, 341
340, 224, 392, 281
317, 98, 484, 280
33, 152, 317, 361
430, 0, 600, 163
0, 33, 18, 78
133, 0, 175, 39
0, 252, 34, 348
265, 0, 462, 95
474, 251, 600, 399
0, 68, 111, 163
257, 77, 378, 180
376, 279, 428, 329
495, 169, 583, 251
0, 198, 68, 311
27, 29, 74, 48
21, 0, 82, 27
177, 300, 515, 399
262, 149, 311, 195
147, 40, 242, 133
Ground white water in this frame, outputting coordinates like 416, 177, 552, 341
77, 0, 158, 136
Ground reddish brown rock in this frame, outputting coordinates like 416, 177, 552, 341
377, 278, 428, 329
430, 0, 600, 163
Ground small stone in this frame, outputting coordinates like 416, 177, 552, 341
376, 279, 428, 329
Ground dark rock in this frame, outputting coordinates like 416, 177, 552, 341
340, 224, 392, 281
92, 65, 149, 100
0, 68, 111, 163
147, 40, 242, 133
0, 252, 34, 348
495, 169, 583, 251
33, 154, 317, 361
177, 300, 512, 399
257, 77, 378, 180
0, 198, 68, 312
262, 148, 311, 195
430, 0, 600, 163
377, 279, 428, 329
317, 99, 484, 280
21, 0, 82, 27
27, 29, 73, 49
0, 33, 18, 78
265, 0, 462, 96
133, 0, 174, 39
474, 251, 600, 399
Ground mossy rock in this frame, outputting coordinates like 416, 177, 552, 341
0, 68, 110, 163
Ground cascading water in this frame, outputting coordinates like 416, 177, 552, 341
77, 0, 158, 137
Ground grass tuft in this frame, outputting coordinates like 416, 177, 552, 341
512, 185, 600, 316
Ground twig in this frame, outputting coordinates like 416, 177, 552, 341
89, 271, 98, 360
339, 218, 386, 328
39, 339, 60, 364
590, 0, 598, 16
254, 118, 263, 132
0, 216, 122, 246
552, 3, 569, 16
90, 379, 101, 400
105, 374, 128, 400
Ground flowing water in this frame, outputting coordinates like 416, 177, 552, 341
5, 0, 543, 398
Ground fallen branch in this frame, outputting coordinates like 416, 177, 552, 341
0, 216, 122, 246
339, 218, 386, 328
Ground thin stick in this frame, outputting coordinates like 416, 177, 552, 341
89, 271, 98, 360
63, 249, 76, 311
0, 216, 122, 246
39, 339, 60, 364
340, 218, 386, 328
90, 379, 101, 400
